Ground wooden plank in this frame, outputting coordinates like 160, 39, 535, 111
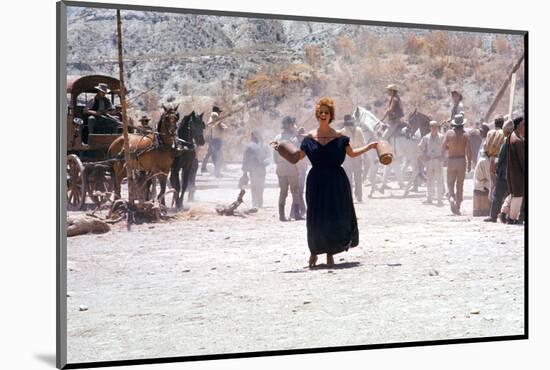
508, 72, 517, 119
483, 53, 524, 122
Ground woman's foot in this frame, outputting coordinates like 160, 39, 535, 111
326, 254, 334, 266
308, 254, 318, 268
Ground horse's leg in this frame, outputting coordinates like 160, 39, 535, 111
158, 173, 167, 207
112, 161, 123, 200
180, 160, 192, 207
187, 157, 198, 201
169, 159, 181, 209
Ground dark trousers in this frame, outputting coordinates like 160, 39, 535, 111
201, 143, 213, 171
490, 177, 508, 219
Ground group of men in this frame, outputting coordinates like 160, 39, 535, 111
416, 89, 525, 224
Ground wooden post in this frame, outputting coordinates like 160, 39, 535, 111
116, 9, 135, 225
508, 72, 517, 119
483, 53, 524, 122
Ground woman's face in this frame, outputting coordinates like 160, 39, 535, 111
318, 105, 331, 124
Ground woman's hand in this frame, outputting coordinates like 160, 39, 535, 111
366, 141, 378, 152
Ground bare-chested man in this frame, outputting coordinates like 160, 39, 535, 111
441, 114, 472, 215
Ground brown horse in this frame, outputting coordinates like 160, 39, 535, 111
408, 109, 431, 138
108, 104, 180, 206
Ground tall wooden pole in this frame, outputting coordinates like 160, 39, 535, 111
116, 9, 135, 224
508, 72, 517, 119
483, 53, 524, 122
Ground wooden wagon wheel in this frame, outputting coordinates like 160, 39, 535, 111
67, 154, 87, 210
86, 164, 116, 209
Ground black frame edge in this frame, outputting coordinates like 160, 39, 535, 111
63, 335, 527, 369
57, 1, 68, 369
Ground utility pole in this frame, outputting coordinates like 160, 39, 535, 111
116, 9, 135, 227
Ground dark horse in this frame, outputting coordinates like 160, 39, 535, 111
408, 109, 432, 138
108, 104, 180, 206
170, 111, 206, 209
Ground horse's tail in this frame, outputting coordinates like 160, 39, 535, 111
108, 136, 125, 160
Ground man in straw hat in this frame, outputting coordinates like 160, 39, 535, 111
342, 114, 366, 202
84, 82, 117, 134
450, 90, 464, 121
273, 116, 303, 221
419, 120, 445, 206
380, 84, 406, 140
441, 113, 472, 215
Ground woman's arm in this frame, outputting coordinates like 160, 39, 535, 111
345, 141, 378, 158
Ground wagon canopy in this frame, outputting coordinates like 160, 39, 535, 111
67, 75, 120, 105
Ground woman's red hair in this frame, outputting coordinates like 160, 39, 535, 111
315, 97, 336, 123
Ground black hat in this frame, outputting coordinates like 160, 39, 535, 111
212, 106, 223, 114
451, 90, 463, 100
281, 116, 296, 128
513, 116, 524, 129
343, 114, 355, 126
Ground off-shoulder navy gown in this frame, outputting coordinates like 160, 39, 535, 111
300, 135, 359, 255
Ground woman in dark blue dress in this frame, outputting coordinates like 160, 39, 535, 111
278, 97, 379, 267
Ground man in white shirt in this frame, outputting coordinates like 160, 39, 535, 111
418, 120, 445, 205
342, 114, 366, 202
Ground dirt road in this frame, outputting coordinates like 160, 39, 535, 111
66, 164, 524, 363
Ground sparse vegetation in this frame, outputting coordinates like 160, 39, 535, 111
67, 7, 525, 160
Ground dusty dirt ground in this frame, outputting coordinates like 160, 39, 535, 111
66, 163, 524, 363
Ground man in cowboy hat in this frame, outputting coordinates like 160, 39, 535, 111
380, 84, 406, 140
84, 82, 118, 134
442, 113, 472, 215
342, 114, 366, 202
273, 116, 303, 221
485, 119, 515, 222
449, 90, 464, 122
419, 120, 445, 206
138, 115, 151, 127
201, 105, 227, 177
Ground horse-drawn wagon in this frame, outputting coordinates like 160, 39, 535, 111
66, 74, 123, 210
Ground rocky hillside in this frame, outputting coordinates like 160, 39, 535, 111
66, 6, 525, 159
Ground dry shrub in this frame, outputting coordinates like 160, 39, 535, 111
453, 35, 479, 58
405, 34, 427, 55
360, 30, 385, 58
494, 35, 511, 55
244, 64, 324, 109
334, 36, 357, 61
427, 31, 450, 57
141, 91, 159, 112
305, 45, 322, 68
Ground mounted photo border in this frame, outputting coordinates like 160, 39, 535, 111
57, 1, 528, 368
